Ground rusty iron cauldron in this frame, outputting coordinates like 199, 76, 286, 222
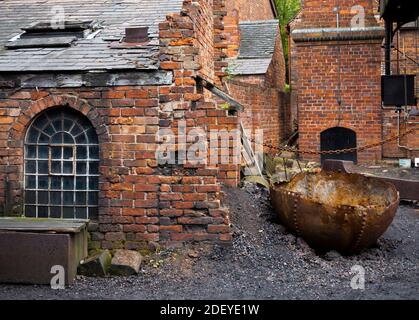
270, 171, 400, 254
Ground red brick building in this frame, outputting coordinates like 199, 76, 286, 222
0, 0, 238, 250
225, 0, 289, 150
0, 0, 289, 250
289, 0, 418, 164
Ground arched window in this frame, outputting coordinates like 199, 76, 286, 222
320, 127, 357, 164
24, 107, 99, 219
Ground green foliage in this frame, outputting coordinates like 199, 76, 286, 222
274, 0, 301, 84
220, 102, 230, 110
224, 63, 238, 81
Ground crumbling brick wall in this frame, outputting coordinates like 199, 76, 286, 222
0, 0, 239, 250
224, 8, 240, 58
0, 85, 235, 249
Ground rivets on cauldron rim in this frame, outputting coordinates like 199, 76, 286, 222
351, 210, 369, 252
292, 197, 301, 236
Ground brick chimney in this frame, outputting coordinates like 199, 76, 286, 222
224, 8, 240, 58
290, 0, 385, 164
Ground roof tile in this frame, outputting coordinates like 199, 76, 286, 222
0, 0, 183, 72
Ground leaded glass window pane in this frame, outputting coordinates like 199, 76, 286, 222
24, 108, 99, 219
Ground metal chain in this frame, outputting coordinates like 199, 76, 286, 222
248, 128, 416, 156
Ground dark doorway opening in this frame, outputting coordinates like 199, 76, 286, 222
320, 127, 357, 164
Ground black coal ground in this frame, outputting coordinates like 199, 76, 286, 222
0, 183, 417, 300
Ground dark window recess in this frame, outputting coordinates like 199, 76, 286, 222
6, 20, 99, 49
124, 27, 149, 43
22, 20, 98, 38
320, 127, 357, 165
24, 107, 100, 220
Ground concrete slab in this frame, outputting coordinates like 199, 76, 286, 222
0, 218, 88, 285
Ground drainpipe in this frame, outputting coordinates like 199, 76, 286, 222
396, 30, 400, 74
385, 19, 392, 76
288, 27, 291, 86
381, 19, 397, 111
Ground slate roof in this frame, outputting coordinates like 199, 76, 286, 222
230, 20, 279, 76
0, 0, 184, 72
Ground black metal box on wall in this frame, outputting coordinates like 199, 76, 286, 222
381, 75, 416, 106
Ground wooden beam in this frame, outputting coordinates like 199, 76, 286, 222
0, 70, 173, 88
196, 76, 244, 111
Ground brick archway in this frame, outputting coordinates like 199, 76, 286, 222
8, 94, 108, 147
5, 94, 109, 216
320, 126, 357, 164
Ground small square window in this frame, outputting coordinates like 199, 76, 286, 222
38, 176, 48, 189
39, 146, 48, 159
63, 147, 74, 160
63, 207, 75, 219
89, 146, 99, 159
38, 161, 48, 174
25, 145, 37, 159
51, 191, 61, 205
50, 207, 61, 218
63, 192, 73, 205
25, 161, 36, 174
38, 191, 48, 205
63, 177, 74, 190
88, 192, 98, 205
63, 161, 74, 174
51, 147, 62, 159
25, 206, 37, 218
75, 207, 87, 219
76, 162, 87, 174
76, 192, 86, 205
76, 177, 87, 189
38, 206, 49, 218
77, 146, 87, 159
25, 176, 36, 189
51, 176, 61, 189
51, 161, 61, 174
89, 178, 99, 190
25, 191, 36, 204
89, 162, 99, 174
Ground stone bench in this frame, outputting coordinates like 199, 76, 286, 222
0, 218, 88, 285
